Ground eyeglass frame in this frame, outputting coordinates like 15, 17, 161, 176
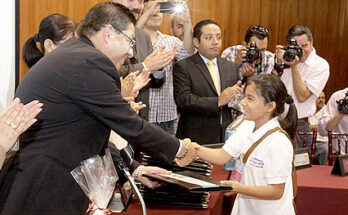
111, 25, 136, 49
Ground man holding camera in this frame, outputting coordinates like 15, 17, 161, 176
222, 25, 274, 82
135, 1, 193, 135
275, 25, 330, 149
318, 88, 348, 154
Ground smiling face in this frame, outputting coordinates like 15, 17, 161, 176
193, 23, 222, 60
108, 23, 135, 70
241, 82, 275, 130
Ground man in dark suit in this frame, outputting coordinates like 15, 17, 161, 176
0, 3, 195, 214
173, 20, 243, 145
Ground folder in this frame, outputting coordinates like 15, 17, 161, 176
143, 171, 232, 193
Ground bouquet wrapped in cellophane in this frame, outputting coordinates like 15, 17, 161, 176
71, 148, 118, 215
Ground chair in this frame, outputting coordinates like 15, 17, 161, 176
328, 131, 348, 165
297, 130, 318, 164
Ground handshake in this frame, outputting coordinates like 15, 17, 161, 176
174, 138, 199, 167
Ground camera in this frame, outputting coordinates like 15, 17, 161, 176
159, 2, 184, 14
244, 42, 260, 64
337, 91, 348, 114
282, 39, 303, 62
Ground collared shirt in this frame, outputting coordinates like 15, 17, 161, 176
308, 106, 327, 142
198, 53, 221, 93
223, 118, 295, 215
281, 48, 330, 119
221, 45, 275, 79
149, 31, 189, 123
318, 88, 348, 136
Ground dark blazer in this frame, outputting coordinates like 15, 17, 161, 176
118, 27, 164, 121
173, 53, 239, 145
0, 36, 179, 215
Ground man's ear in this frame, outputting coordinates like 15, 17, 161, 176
102, 25, 115, 44
193, 37, 199, 48
43, 39, 56, 53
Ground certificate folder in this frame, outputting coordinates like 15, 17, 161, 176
143, 171, 232, 193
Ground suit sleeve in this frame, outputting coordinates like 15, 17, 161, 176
68, 54, 180, 162
173, 62, 220, 116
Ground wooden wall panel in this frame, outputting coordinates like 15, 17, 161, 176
19, 0, 348, 98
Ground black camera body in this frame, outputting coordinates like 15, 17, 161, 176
244, 42, 260, 64
282, 39, 303, 62
337, 91, 348, 114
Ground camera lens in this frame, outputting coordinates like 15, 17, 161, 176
246, 50, 259, 63
283, 49, 297, 62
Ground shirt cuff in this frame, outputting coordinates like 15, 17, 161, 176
176, 140, 183, 156
153, 69, 164, 79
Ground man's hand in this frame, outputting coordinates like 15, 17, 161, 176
234, 46, 246, 67
241, 63, 255, 77
132, 69, 151, 94
218, 81, 244, 107
175, 138, 197, 167
121, 73, 135, 98
124, 97, 146, 112
133, 166, 171, 189
143, 46, 175, 72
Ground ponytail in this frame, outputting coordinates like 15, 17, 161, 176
279, 96, 298, 148
247, 74, 299, 148
22, 34, 44, 68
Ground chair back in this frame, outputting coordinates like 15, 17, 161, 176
328, 131, 348, 165
297, 130, 318, 164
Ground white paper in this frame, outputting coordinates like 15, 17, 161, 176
159, 173, 218, 188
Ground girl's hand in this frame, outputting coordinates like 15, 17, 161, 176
221, 180, 240, 196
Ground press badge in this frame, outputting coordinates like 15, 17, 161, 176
230, 157, 245, 183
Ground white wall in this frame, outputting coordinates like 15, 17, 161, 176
0, 0, 16, 112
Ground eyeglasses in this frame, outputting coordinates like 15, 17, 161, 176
250, 25, 269, 36
112, 25, 136, 49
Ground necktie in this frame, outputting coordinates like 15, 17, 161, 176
207, 60, 220, 95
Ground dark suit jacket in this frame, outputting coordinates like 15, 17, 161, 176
0, 36, 179, 215
118, 27, 164, 121
173, 53, 239, 145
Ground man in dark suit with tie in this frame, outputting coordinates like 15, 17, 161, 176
173, 20, 243, 145
0, 3, 196, 214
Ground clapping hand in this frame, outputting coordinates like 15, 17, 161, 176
0, 98, 43, 152
120, 73, 136, 98
175, 138, 197, 167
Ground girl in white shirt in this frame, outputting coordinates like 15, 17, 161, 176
194, 74, 298, 215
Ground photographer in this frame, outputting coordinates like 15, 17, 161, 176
222, 25, 274, 81
275, 25, 330, 149
318, 88, 348, 154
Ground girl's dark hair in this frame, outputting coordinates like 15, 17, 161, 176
248, 74, 298, 147
22, 14, 76, 68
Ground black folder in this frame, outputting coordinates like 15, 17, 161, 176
143, 171, 232, 193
